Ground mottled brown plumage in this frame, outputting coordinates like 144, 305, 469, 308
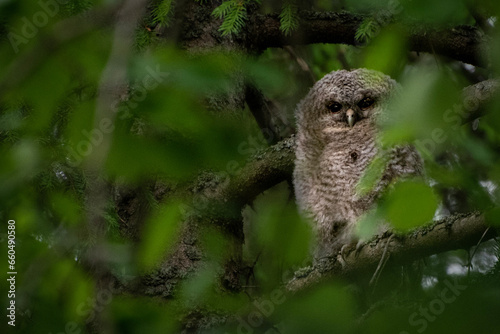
294, 69, 422, 258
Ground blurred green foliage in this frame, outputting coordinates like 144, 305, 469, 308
137, 200, 182, 271
383, 180, 439, 231
244, 182, 311, 291
0, 0, 499, 333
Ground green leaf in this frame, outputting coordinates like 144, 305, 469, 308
279, 2, 299, 36
137, 201, 182, 271
383, 180, 439, 231
355, 17, 379, 43
211, 0, 235, 19
212, 0, 247, 36
17, 56, 70, 131
356, 154, 390, 196
245, 183, 311, 289
49, 192, 83, 227
363, 28, 407, 77
151, 0, 174, 27
110, 297, 179, 333
485, 206, 500, 227
105, 130, 200, 181
278, 285, 355, 333
380, 69, 462, 154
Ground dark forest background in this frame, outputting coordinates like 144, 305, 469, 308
1, 0, 500, 333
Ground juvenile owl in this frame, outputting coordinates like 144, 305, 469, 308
294, 69, 422, 259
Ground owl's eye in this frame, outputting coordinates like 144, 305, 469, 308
326, 102, 342, 113
358, 97, 375, 110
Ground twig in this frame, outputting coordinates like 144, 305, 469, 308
369, 234, 394, 287
467, 226, 491, 275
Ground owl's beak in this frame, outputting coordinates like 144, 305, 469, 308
346, 109, 355, 127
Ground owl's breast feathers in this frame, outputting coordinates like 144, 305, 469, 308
293, 69, 422, 255
295, 120, 422, 247
305, 121, 378, 220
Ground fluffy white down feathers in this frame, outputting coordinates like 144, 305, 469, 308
293, 69, 422, 258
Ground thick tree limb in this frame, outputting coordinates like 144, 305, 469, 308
244, 82, 294, 144
126, 77, 498, 301
247, 11, 487, 66
210, 79, 498, 209
408, 25, 486, 67
171, 78, 500, 235
205, 79, 498, 292
461, 78, 499, 122
184, 136, 296, 225
248, 11, 363, 51
85, 0, 148, 251
287, 212, 497, 292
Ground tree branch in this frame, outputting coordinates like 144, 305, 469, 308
200, 78, 499, 291
183, 136, 296, 224
408, 25, 485, 67
124, 78, 498, 300
248, 11, 363, 51
461, 78, 499, 122
287, 212, 497, 292
244, 81, 294, 144
248, 11, 487, 66
209, 79, 498, 210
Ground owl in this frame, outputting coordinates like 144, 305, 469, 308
293, 69, 422, 259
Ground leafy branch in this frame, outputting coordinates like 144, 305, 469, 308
151, 0, 175, 27
212, 0, 261, 36
279, 1, 299, 36
355, 17, 379, 43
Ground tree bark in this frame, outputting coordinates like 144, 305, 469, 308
204, 79, 499, 212
110, 2, 498, 328
287, 212, 497, 292
247, 11, 487, 66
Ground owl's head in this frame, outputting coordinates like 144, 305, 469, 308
296, 69, 398, 132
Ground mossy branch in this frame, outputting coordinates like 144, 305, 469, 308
287, 212, 497, 292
